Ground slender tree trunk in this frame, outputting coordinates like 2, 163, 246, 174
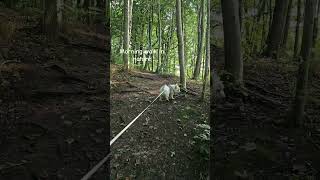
221, 0, 243, 83
249, 0, 257, 55
164, 13, 174, 73
239, 0, 243, 32
151, 0, 154, 72
83, 0, 90, 24
176, 0, 187, 90
289, 0, 316, 127
191, 42, 197, 75
57, 0, 64, 31
43, 0, 58, 39
144, 5, 153, 71
156, 0, 162, 73
260, 3, 267, 52
201, 48, 205, 80
257, 0, 267, 21
160, 38, 166, 72
294, 0, 302, 58
312, 0, 320, 48
193, 4, 201, 77
281, 0, 293, 48
123, 0, 130, 72
209, 0, 216, 177
106, 1, 110, 154
106, 0, 110, 63
140, 23, 145, 69
193, 0, 205, 80
201, 0, 210, 101
72, 0, 77, 9
133, 43, 137, 65
268, 0, 273, 28
263, 0, 289, 58
128, 0, 133, 42
80, 0, 84, 7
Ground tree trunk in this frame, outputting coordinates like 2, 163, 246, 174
221, 0, 243, 84
123, 0, 130, 72
164, 13, 174, 73
239, 0, 243, 32
201, 0, 210, 100
312, 0, 320, 48
257, 0, 267, 21
263, 0, 289, 58
281, 0, 293, 48
294, 0, 302, 58
140, 23, 145, 70
260, 2, 268, 51
144, 5, 153, 71
128, 0, 134, 41
83, 0, 90, 24
151, 0, 154, 72
80, 0, 85, 7
289, 0, 316, 127
43, 0, 58, 39
57, 0, 64, 31
268, 0, 273, 28
193, 0, 205, 80
72, 0, 77, 9
175, 0, 187, 90
156, 0, 162, 73
209, 0, 216, 177
249, 0, 258, 55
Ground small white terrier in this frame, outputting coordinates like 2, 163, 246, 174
159, 84, 180, 101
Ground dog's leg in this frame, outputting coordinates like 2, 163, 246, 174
170, 93, 174, 100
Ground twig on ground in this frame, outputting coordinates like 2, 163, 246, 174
0, 161, 29, 172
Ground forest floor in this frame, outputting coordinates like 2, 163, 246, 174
214, 57, 320, 179
0, 7, 108, 180
110, 65, 210, 179
111, 57, 320, 179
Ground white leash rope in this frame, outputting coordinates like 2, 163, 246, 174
110, 90, 164, 146
80, 91, 164, 180
80, 153, 111, 180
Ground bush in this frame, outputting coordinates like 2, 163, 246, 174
192, 123, 210, 160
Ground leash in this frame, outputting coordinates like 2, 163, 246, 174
80, 90, 164, 180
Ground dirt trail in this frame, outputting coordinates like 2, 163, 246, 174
110, 66, 209, 179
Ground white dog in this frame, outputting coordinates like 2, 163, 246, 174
159, 84, 180, 101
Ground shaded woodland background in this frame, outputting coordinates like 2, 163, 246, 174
212, 0, 320, 179
0, 0, 109, 179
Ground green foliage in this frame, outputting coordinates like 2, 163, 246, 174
192, 123, 210, 160
15, 0, 30, 9
313, 38, 320, 58
242, 14, 267, 59
3, 0, 42, 11
111, 0, 208, 80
